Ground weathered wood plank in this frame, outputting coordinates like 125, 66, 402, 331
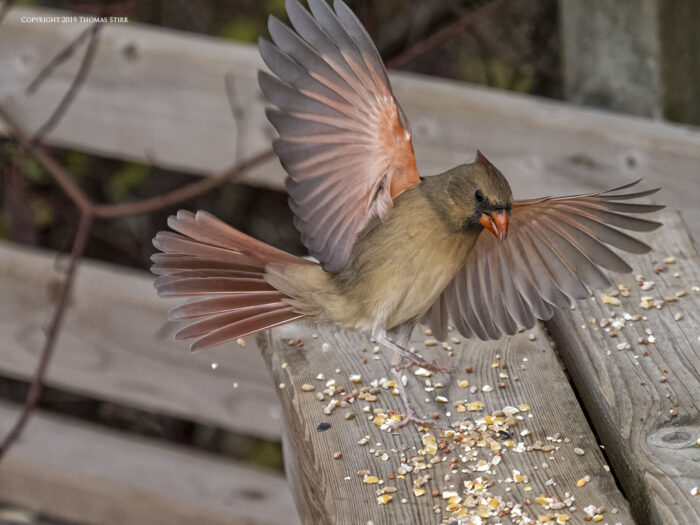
548, 211, 700, 525
259, 323, 634, 524
0, 400, 299, 525
560, 0, 700, 125
0, 241, 281, 440
1, 7, 697, 236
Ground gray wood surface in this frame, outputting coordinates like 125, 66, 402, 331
0, 400, 298, 525
0, 241, 281, 440
548, 211, 700, 525
259, 323, 634, 524
0, 6, 697, 237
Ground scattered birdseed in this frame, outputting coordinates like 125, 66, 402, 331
675, 313, 683, 321
210, 362, 218, 370
574, 448, 585, 456
333, 452, 342, 460
482, 384, 493, 392
301, 384, 314, 392
640, 281, 655, 291
602, 295, 621, 306
316, 422, 331, 432
363, 475, 379, 484
232, 382, 238, 389
278, 382, 286, 389
691, 487, 698, 496
664, 257, 676, 264
414, 368, 432, 377
528, 333, 536, 341
236, 338, 246, 347
457, 379, 469, 389
576, 478, 587, 487
660, 376, 667, 383
377, 494, 392, 505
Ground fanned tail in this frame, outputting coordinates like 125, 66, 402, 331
152, 210, 308, 350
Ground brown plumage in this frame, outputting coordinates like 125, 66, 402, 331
152, 0, 663, 360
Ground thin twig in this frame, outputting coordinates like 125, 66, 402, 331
0, 211, 93, 461
26, 24, 96, 95
0, 0, 13, 26
386, 0, 506, 70
32, 23, 103, 142
0, 102, 275, 218
0, 105, 92, 213
92, 148, 276, 218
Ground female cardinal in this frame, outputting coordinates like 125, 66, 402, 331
152, 0, 662, 423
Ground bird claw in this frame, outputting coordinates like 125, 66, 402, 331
394, 354, 450, 374
390, 411, 438, 430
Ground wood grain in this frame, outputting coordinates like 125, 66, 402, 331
259, 323, 634, 524
548, 211, 700, 525
0, 400, 299, 525
1, 6, 698, 237
0, 241, 281, 440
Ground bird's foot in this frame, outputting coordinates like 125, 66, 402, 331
394, 352, 450, 374
390, 410, 439, 430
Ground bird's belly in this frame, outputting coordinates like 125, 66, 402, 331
382, 255, 462, 329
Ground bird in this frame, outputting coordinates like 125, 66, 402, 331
152, 0, 663, 426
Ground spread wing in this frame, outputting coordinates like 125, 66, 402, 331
424, 181, 664, 341
259, 0, 420, 272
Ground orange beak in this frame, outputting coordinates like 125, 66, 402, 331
479, 210, 509, 240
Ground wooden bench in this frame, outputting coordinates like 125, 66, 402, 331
260, 211, 699, 525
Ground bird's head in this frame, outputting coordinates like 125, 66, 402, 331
441, 151, 512, 240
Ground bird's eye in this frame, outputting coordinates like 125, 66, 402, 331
475, 189, 484, 202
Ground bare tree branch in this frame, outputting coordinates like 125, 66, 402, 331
0, 211, 93, 460
386, 0, 506, 70
32, 23, 103, 142
0, 0, 13, 26
92, 148, 276, 218
0, 105, 93, 213
26, 24, 97, 95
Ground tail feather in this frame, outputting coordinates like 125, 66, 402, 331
190, 307, 304, 350
168, 293, 285, 321
152, 210, 308, 350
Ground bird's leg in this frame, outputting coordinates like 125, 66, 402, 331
389, 367, 439, 430
375, 322, 449, 430
379, 333, 450, 374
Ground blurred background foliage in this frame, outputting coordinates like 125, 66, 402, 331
1, 0, 560, 473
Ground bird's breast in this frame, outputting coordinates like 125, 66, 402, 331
330, 190, 478, 332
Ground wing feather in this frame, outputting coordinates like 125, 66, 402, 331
427, 181, 663, 340
261, 0, 420, 272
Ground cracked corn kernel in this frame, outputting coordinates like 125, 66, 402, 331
413, 487, 426, 497
377, 494, 392, 505
363, 476, 379, 484
301, 384, 314, 391
576, 478, 586, 487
